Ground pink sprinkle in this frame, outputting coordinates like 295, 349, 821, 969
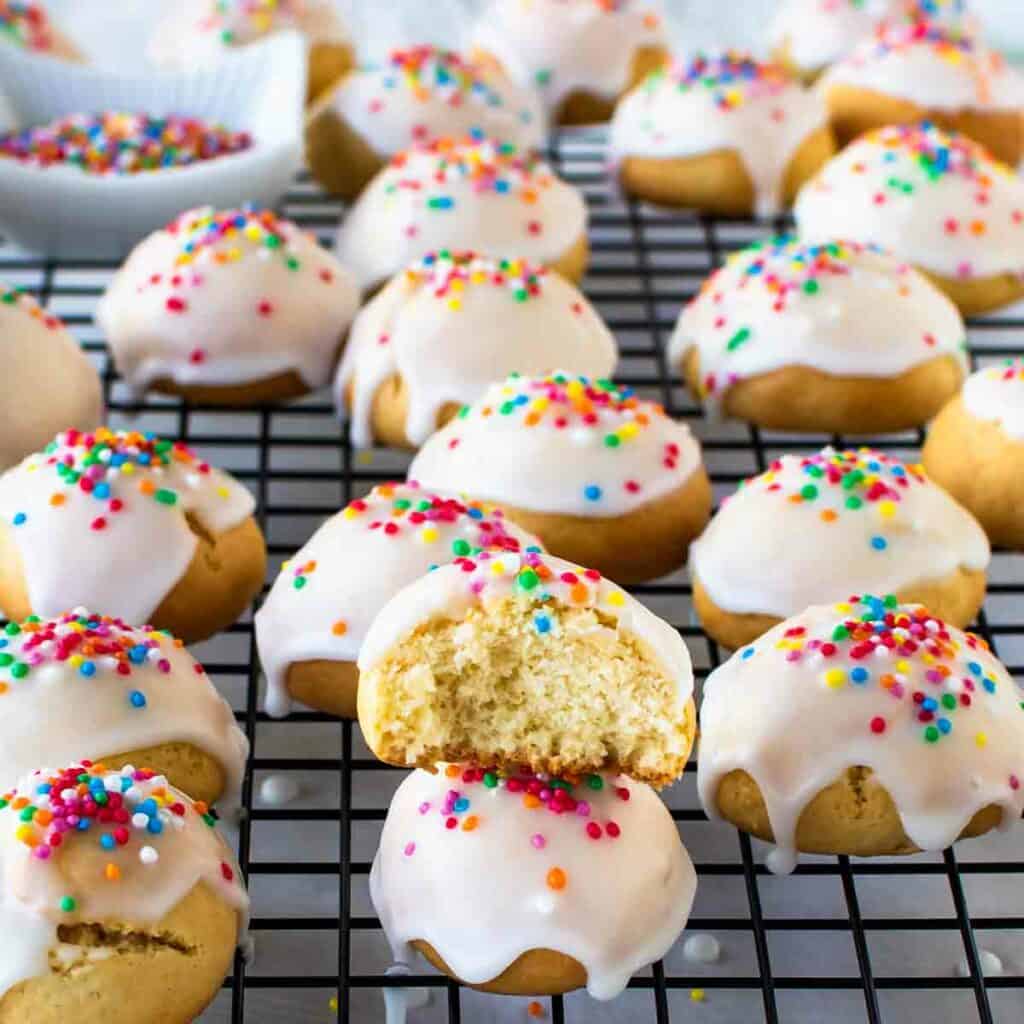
403, 842, 416, 856
531, 833, 546, 849
418, 801, 431, 815
1011, 775, 1020, 791
575, 801, 590, 817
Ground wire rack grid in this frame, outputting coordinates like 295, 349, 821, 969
4, 130, 1024, 1024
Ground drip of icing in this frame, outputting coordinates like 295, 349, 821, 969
670, 237, 967, 416
795, 122, 1024, 280
336, 253, 617, 448
770, 0, 892, 73
698, 597, 1024, 872
255, 483, 541, 718
821, 19, 1024, 111
371, 766, 696, 1001
408, 372, 704, 518
470, 0, 665, 111
357, 550, 693, 704
0, 762, 248, 999
0, 610, 248, 801
96, 206, 360, 397
258, 774, 301, 806
0, 283, 103, 472
961, 359, 1024, 440
682, 932, 722, 964
608, 53, 827, 218
956, 949, 1004, 977
333, 136, 588, 291
0, 428, 256, 626
148, 0, 348, 68
328, 46, 544, 160
691, 447, 989, 619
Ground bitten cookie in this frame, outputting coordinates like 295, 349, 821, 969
0, 429, 266, 645
609, 53, 835, 218
770, 0, 891, 82
0, 1, 82, 60
691, 447, 989, 650
0, 611, 248, 806
336, 252, 617, 449
372, 765, 695, 998
1, 283, 102, 472
923, 358, 1024, 549
148, 0, 354, 103
334, 136, 589, 292
97, 206, 360, 405
306, 45, 545, 201
699, 596, 1024, 873
358, 550, 696, 787
670, 237, 968, 432
795, 122, 1024, 316
470, 0, 667, 125
820, 18, 1024, 166
408, 373, 712, 583
0, 762, 248, 1023
254, 482, 541, 719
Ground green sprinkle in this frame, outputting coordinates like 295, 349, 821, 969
800, 484, 818, 501
59, 896, 76, 913
451, 539, 471, 557
10, 663, 28, 679
726, 327, 752, 352
802, 279, 820, 295
924, 725, 940, 743
604, 434, 621, 448
586, 774, 604, 791
154, 489, 177, 506
832, 625, 849, 642
293, 577, 307, 590
483, 772, 498, 789
518, 569, 539, 591
941, 694, 957, 710
846, 496, 863, 510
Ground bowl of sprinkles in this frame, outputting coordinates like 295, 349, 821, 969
0, 30, 305, 257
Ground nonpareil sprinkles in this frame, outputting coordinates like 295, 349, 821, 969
0, 113, 253, 174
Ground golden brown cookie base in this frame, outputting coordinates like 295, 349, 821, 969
714, 766, 1003, 857
692, 566, 987, 651
307, 40, 356, 105
823, 82, 1024, 167
923, 395, 1024, 549
413, 940, 587, 996
918, 267, 1024, 319
305, 82, 388, 201
554, 44, 668, 126
498, 468, 713, 585
617, 124, 836, 217
285, 658, 360, 719
0, 516, 267, 646
149, 369, 312, 407
681, 349, 965, 433
101, 741, 229, 808
770, 39, 824, 86
0, 881, 239, 1024
343, 373, 462, 450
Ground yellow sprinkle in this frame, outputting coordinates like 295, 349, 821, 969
447, 298, 462, 311
357, 451, 374, 466
896, 660, 910, 674
877, 500, 897, 520
342, 507, 359, 520
690, 989, 706, 1003
835, 602, 851, 613
216, 486, 230, 499
976, 732, 988, 748
15, 824, 36, 846
329, 996, 338, 1014
121, 463, 135, 475
605, 591, 625, 607
824, 668, 846, 689
420, 526, 439, 544
68, 654, 84, 668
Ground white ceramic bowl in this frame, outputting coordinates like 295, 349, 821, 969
0, 31, 305, 259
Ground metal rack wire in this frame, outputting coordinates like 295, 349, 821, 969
5, 130, 1024, 1023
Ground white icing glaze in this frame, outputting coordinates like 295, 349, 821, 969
333, 136, 588, 291
691, 447, 990, 620
698, 597, 1024, 871
821, 19, 1024, 111
327, 46, 545, 161
0, 428, 256, 626
336, 253, 617, 448
795, 122, 1024, 280
0, 762, 248, 998
148, 0, 347, 69
97, 206, 360, 397
669, 237, 967, 412
0, 610, 247, 801
771, 0, 892, 73
470, 0, 665, 113
255, 482, 542, 718
0, 284, 103, 473
408, 372, 703, 518
608, 54, 828, 218
961, 359, 1024, 440
371, 766, 695, 1000
358, 550, 694, 708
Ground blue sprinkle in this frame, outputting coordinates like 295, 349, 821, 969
129, 690, 147, 709
12, 512, 26, 526
36, 783, 51, 794
100, 834, 116, 850
851, 667, 869, 684
77, 818, 91, 831
79, 662, 96, 678
467, 507, 483, 519
983, 677, 997, 694
93, 482, 111, 500
922, 697, 938, 712
128, 645, 148, 664
534, 613, 551, 634
741, 647, 755, 659
454, 797, 470, 813
967, 661, 982, 676
584, 484, 603, 502
137, 799, 157, 817
147, 817, 163, 835
938, 718, 952, 734
870, 536, 888, 551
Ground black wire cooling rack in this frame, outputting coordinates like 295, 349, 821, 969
5, 130, 1024, 1023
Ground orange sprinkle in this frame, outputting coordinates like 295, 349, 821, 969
527, 1001, 546, 1018
970, 220, 987, 236
569, 583, 589, 603
820, 509, 838, 523
461, 815, 479, 832
331, 620, 348, 637
445, 764, 460, 778
105, 863, 121, 882
524, 411, 541, 427
138, 479, 156, 496
546, 867, 567, 891
49, 493, 66, 507
523, 794, 541, 809
193, 801, 208, 815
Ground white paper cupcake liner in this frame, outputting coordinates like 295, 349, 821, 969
0, 31, 306, 259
